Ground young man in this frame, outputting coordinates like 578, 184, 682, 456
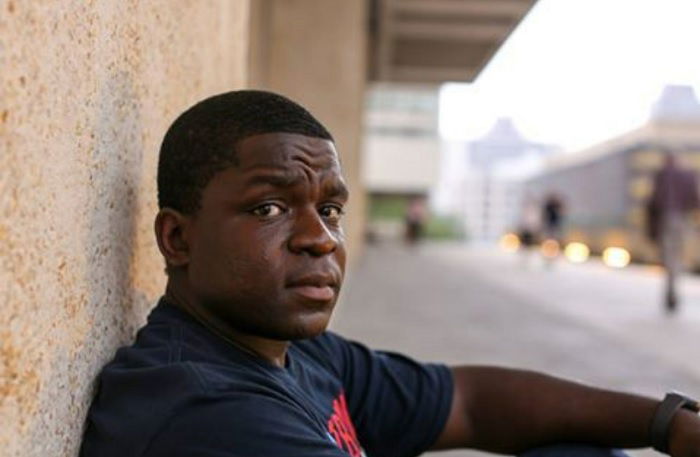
80, 91, 700, 457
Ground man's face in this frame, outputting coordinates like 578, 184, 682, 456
185, 132, 348, 340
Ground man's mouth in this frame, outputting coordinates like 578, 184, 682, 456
286, 274, 338, 302
289, 285, 335, 301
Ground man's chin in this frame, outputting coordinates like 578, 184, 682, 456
285, 311, 333, 340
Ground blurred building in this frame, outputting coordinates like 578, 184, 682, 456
526, 84, 700, 265
364, 84, 440, 194
362, 0, 539, 241
435, 118, 557, 242
362, 85, 441, 238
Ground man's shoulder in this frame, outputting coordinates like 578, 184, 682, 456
83, 307, 335, 457
82, 359, 339, 457
100, 303, 280, 390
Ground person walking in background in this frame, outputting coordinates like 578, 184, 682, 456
539, 192, 565, 267
542, 192, 565, 241
646, 151, 700, 313
405, 196, 427, 245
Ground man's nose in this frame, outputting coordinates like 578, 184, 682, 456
288, 208, 338, 256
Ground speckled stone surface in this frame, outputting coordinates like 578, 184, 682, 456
0, 1, 249, 455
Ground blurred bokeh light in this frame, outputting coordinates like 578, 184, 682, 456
564, 242, 590, 264
602, 247, 631, 268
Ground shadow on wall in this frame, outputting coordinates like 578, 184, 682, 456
27, 71, 152, 456
85, 71, 147, 343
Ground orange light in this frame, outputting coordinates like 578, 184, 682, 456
540, 239, 560, 258
500, 233, 521, 252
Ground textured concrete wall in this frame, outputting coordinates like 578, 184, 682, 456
249, 0, 368, 261
0, 1, 249, 456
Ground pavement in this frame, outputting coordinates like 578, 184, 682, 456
330, 242, 700, 457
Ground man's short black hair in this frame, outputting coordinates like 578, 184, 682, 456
157, 90, 334, 213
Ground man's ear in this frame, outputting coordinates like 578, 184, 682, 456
154, 208, 192, 268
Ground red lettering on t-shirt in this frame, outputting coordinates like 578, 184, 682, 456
327, 392, 363, 457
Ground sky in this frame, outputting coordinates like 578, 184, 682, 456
439, 0, 700, 152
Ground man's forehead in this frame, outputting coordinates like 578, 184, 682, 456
236, 132, 340, 169
201, 132, 345, 196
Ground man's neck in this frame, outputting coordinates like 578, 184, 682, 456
164, 281, 290, 368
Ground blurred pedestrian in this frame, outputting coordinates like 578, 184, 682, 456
405, 196, 427, 245
539, 193, 565, 268
646, 151, 700, 313
542, 192, 565, 241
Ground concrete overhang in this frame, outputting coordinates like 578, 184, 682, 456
369, 0, 538, 83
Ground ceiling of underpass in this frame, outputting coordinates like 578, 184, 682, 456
369, 0, 538, 83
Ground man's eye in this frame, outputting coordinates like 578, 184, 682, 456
319, 205, 344, 221
251, 203, 284, 218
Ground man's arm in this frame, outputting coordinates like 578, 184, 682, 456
431, 366, 700, 456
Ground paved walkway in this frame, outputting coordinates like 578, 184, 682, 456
330, 242, 700, 457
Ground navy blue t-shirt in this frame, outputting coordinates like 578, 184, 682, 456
80, 300, 453, 457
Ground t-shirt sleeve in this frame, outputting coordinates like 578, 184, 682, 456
144, 396, 349, 457
314, 332, 454, 457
